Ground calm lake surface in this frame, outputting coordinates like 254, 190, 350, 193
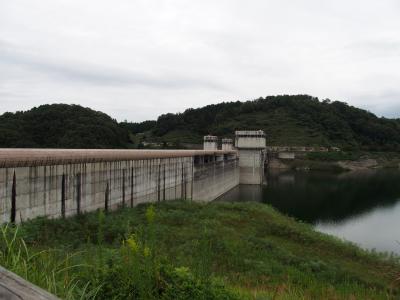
217, 169, 400, 254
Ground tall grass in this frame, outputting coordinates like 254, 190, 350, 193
0, 205, 239, 299
1, 201, 399, 299
0, 224, 100, 299
88, 205, 239, 299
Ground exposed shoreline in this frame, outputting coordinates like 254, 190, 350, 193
268, 152, 400, 172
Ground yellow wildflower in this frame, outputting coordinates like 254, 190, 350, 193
126, 235, 138, 253
146, 205, 156, 224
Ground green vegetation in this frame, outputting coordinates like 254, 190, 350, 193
119, 120, 157, 135
146, 95, 400, 151
1, 95, 400, 151
0, 104, 131, 148
1, 201, 399, 299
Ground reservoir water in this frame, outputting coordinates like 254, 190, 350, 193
217, 169, 400, 254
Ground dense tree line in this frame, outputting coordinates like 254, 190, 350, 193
0, 104, 130, 148
119, 120, 156, 134
150, 95, 400, 151
1, 96, 399, 150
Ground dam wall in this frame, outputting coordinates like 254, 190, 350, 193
0, 149, 239, 223
193, 155, 239, 202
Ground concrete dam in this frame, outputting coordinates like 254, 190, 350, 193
0, 130, 266, 224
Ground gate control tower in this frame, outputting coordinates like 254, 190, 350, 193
203, 135, 218, 150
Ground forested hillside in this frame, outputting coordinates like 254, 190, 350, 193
146, 95, 400, 151
0, 95, 399, 150
0, 104, 130, 148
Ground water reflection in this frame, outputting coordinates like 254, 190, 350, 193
217, 169, 400, 253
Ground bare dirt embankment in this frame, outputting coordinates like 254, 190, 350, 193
268, 156, 400, 172
337, 159, 379, 171
268, 158, 292, 170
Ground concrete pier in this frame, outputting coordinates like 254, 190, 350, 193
221, 138, 234, 151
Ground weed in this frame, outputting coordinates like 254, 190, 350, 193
1, 201, 399, 299
0, 225, 100, 299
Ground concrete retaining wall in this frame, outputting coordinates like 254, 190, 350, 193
0, 151, 239, 223
238, 149, 265, 184
278, 152, 295, 159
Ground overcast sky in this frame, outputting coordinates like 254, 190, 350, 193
1, 0, 400, 121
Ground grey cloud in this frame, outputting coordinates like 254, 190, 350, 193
354, 90, 400, 118
1, 0, 400, 121
345, 39, 400, 58
0, 41, 226, 91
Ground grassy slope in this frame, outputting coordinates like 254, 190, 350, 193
8, 201, 399, 299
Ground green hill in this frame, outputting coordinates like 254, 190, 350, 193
142, 95, 400, 151
0, 104, 130, 148
1, 96, 399, 151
